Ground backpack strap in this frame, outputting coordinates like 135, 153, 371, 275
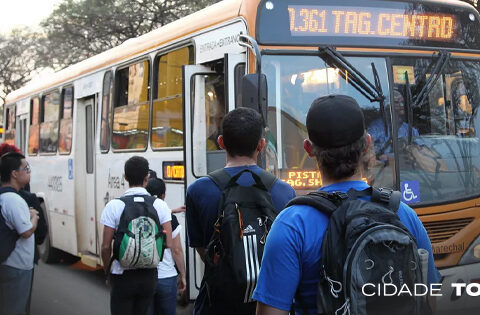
118, 194, 157, 206
346, 187, 401, 212
208, 169, 232, 191
285, 191, 344, 216
256, 169, 277, 192
208, 168, 277, 192
0, 187, 18, 196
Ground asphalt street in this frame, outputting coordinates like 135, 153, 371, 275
30, 259, 193, 315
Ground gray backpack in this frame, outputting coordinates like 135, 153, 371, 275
287, 187, 430, 315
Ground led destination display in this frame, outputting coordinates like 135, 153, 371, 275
256, 0, 480, 50
288, 6, 455, 41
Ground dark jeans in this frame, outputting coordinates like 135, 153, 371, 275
0, 265, 33, 315
149, 275, 177, 315
110, 269, 157, 315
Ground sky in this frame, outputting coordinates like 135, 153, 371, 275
0, 0, 63, 34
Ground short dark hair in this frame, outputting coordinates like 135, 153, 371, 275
312, 132, 367, 180
0, 152, 25, 183
222, 107, 263, 157
124, 156, 149, 186
146, 178, 166, 197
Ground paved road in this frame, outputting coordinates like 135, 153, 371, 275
30, 259, 193, 315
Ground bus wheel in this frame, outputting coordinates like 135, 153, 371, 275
38, 202, 62, 264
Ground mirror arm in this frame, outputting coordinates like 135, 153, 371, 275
239, 34, 266, 127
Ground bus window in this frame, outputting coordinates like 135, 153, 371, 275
100, 71, 113, 152
59, 87, 74, 154
391, 58, 480, 205
40, 91, 60, 154
192, 73, 226, 176
28, 97, 40, 155
152, 46, 193, 149
4, 106, 15, 145
112, 60, 150, 151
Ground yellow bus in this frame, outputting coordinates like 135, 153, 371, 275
4, 0, 480, 312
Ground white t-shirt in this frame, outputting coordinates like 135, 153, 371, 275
100, 187, 172, 275
157, 224, 181, 279
0, 191, 34, 270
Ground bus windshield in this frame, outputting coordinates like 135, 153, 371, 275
263, 54, 480, 206
262, 55, 391, 190
390, 58, 480, 205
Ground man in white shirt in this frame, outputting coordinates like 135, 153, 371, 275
101, 156, 173, 315
0, 152, 38, 315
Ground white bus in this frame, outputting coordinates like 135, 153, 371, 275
5, 1, 480, 312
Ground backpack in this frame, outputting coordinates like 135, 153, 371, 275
0, 187, 21, 263
112, 195, 166, 269
204, 168, 277, 311
287, 187, 430, 315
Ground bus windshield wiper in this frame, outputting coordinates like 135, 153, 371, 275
318, 46, 385, 103
404, 50, 450, 144
318, 46, 386, 130
412, 50, 451, 109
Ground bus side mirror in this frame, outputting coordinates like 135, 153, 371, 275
242, 73, 268, 124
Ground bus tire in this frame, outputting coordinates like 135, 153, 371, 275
37, 202, 62, 264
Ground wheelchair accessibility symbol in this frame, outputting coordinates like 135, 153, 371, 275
401, 181, 420, 203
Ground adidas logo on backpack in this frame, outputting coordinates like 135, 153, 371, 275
204, 169, 277, 311
243, 225, 255, 234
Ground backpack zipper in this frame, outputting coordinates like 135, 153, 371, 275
134, 225, 143, 266
236, 203, 244, 239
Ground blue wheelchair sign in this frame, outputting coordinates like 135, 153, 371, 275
68, 159, 73, 180
400, 181, 420, 204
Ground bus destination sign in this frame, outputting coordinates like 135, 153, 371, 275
288, 6, 455, 41
256, 0, 480, 50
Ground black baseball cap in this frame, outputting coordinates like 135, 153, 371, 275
306, 94, 365, 148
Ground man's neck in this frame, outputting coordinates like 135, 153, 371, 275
321, 172, 363, 187
225, 155, 257, 168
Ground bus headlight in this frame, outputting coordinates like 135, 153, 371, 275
459, 234, 480, 265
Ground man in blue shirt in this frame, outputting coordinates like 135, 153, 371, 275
186, 107, 296, 315
254, 95, 441, 315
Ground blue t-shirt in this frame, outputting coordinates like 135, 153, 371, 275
186, 165, 296, 314
253, 180, 441, 314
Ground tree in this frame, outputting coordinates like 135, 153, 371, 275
39, 0, 220, 70
0, 28, 44, 106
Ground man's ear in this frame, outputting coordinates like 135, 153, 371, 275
217, 135, 226, 150
303, 139, 315, 157
364, 133, 372, 153
257, 138, 266, 152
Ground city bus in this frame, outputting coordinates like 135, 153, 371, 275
3, 0, 480, 312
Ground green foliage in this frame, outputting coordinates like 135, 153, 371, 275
0, 28, 43, 104
0, 0, 220, 106
39, 0, 220, 69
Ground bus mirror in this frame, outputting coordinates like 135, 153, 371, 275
241, 73, 268, 123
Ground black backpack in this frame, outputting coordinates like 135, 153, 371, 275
204, 168, 277, 312
0, 187, 21, 263
112, 195, 166, 269
287, 187, 430, 315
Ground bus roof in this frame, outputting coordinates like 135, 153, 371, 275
5, 0, 248, 104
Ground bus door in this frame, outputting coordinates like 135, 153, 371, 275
15, 113, 28, 154
75, 96, 97, 255
183, 53, 245, 299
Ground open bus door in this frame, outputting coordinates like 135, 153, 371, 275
183, 53, 246, 300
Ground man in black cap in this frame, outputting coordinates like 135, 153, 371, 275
253, 95, 441, 315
